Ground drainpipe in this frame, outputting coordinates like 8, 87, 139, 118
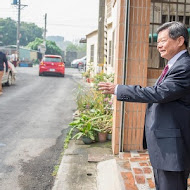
119, 0, 130, 152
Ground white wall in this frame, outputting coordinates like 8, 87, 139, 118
86, 31, 98, 76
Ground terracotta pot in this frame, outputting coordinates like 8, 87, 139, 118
86, 78, 90, 83
98, 132, 107, 142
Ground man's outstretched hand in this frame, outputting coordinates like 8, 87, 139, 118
98, 82, 116, 94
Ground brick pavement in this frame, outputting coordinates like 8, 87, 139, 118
116, 151, 190, 190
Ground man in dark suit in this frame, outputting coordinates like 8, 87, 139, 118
98, 21, 190, 189
0, 51, 8, 95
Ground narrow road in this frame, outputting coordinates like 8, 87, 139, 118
0, 66, 81, 190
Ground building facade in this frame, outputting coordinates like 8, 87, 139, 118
86, 0, 190, 154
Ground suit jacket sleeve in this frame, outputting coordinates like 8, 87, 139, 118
3, 54, 8, 72
117, 55, 190, 104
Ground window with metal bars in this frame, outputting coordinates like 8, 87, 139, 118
149, 0, 190, 68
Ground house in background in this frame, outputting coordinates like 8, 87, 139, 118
86, 30, 98, 76
86, 0, 117, 76
86, 0, 190, 155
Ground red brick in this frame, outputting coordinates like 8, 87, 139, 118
139, 162, 149, 166
121, 152, 131, 159
133, 168, 143, 174
135, 175, 145, 184
143, 167, 152, 174
121, 172, 138, 190
130, 157, 147, 162
147, 178, 155, 188
139, 153, 149, 158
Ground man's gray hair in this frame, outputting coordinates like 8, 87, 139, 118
157, 21, 189, 47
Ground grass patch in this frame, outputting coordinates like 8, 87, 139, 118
52, 165, 59, 176
51, 131, 72, 177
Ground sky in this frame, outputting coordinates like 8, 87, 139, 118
0, 0, 99, 41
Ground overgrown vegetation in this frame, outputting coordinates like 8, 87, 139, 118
67, 73, 114, 142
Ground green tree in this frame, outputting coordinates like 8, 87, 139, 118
66, 43, 78, 51
20, 22, 43, 46
0, 18, 43, 46
46, 41, 62, 55
0, 18, 17, 45
66, 43, 86, 52
27, 38, 62, 55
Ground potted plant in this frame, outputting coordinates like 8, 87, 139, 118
91, 114, 113, 143
107, 129, 112, 141
69, 113, 100, 144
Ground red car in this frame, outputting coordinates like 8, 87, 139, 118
39, 55, 65, 77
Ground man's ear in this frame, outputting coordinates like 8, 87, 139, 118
178, 36, 185, 46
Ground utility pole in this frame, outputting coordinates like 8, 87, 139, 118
44, 13, 47, 43
97, 0, 105, 73
16, 0, 21, 62
12, 0, 27, 62
42, 13, 47, 56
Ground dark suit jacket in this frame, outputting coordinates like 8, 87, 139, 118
117, 52, 190, 171
0, 51, 8, 72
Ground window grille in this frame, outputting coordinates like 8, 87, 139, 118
149, 0, 190, 68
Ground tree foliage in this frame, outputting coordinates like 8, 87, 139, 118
0, 18, 17, 45
27, 38, 62, 55
0, 18, 43, 46
66, 43, 86, 52
20, 22, 43, 46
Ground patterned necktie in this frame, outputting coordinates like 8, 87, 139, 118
158, 64, 169, 84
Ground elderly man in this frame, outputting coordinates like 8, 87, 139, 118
99, 22, 190, 189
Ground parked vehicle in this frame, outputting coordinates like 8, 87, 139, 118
2, 61, 16, 86
39, 55, 65, 77
71, 56, 86, 69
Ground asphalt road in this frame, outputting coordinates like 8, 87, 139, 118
0, 66, 82, 190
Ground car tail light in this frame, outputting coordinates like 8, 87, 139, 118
78, 62, 82, 65
58, 63, 65, 67
40, 61, 44, 66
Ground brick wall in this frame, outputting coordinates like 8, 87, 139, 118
113, 0, 151, 154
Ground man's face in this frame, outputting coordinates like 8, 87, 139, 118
157, 29, 183, 60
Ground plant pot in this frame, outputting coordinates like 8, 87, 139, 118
98, 132, 107, 143
82, 136, 93, 144
86, 78, 90, 83
107, 133, 112, 141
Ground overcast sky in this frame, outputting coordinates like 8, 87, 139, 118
0, 0, 99, 41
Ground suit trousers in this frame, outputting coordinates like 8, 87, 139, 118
153, 168, 190, 190
0, 71, 3, 93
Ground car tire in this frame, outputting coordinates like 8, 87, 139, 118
5, 72, 12, 86
39, 73, 43, 76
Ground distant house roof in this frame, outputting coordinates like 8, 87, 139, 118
86, 29, 98, 38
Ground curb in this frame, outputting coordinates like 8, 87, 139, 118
97, 159, 125, 190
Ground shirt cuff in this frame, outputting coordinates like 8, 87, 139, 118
114, 85, 118, 95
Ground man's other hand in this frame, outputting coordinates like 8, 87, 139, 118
98, 82, 116, 94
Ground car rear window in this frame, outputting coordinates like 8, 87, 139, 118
44, 57, 62, 62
